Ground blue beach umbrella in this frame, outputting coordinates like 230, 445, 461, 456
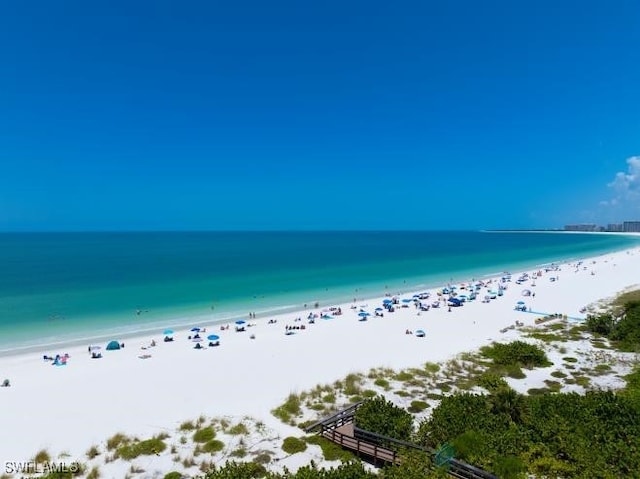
517, 301, 525, 305
190, 327, 201, 332
163, 329, 174, 335
382, 299, 393, 304
207, 334, 220, 341
402, 299, 412, 303
375, 307, 383, 311
235, 320, 246, 325
358, 312, 370, 317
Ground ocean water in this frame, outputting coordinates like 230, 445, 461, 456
0, 231, 638, 353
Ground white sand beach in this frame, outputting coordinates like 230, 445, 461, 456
1, 243, 640, 477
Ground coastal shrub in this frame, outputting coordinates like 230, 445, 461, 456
418, 388, 640, 477
179, 420, 195, 431
354, 395, 413, 441
551, 371, 567, 379
230, 447, 247, 458
117, 438, 166, 460
563, 356, 578, 363
202, 461, 267, 478
477, 372, 509, 393
164, 473, 182, 479
408, 400, 429, 413
106, 433, 129, 451
424, 362, 441, 373
272, 393, 302, 423
253, 452, 272, 465
481, 341, 551, 369
282, 436, 307, 454
344, 373, 363, 395
304, 435, 355, 462
586, 300, 640, 351
201, 439, 224, 454
228, 423, 248, 435
193, 427, 216, 443
362, 389, 377, 398
86, 445, 100, 460
86, 466, 100, 479
33, 449, 51, 463
374, 378, 390, 389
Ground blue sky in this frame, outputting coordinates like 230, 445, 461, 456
0, 1, 639, 231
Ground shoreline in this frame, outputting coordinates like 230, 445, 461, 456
1, 234, 638, 356
1, 243, 640, 474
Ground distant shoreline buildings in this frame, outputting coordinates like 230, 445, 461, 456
564, 221, 640, 233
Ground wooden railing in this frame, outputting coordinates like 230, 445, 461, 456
305, 401, 498, 479
304, 401, 363, 433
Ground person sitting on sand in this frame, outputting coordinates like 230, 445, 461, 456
1, 379, 10, 387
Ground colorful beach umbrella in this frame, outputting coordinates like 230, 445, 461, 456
207, 335, 220, 341
163, 329, 174, 335
382, 299, 393, 304
358, 312, 370, 317
235, 320, 246, 325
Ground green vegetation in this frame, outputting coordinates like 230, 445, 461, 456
476, 372, 509, 393
418, 386, 640, 478
481, 341, 552, 369
201, 439, 225, 453
193, 427, 216, 443
354, 395, 413, 441
117, 437, 167, 460
33, 449, 51, 463
408, 400, 429, 413
272, 393, 302, 423
587, 299, 640, 351
304, 435, 356, 462
282, 437, 307, 454
86, 445, 100, 460
164, 473, 182, 479
228, 423, 249, 435
106, 433, 128, 451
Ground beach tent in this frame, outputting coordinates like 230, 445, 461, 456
416, 330, 426, 338
106, 340, 121, 351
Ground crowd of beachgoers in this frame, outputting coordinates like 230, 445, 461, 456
1, 245, 640, 477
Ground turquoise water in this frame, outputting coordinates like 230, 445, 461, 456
0, 231, 638, 352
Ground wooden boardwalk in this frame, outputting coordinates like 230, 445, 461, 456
321, 423, 398, 464
307, 402, 498, 479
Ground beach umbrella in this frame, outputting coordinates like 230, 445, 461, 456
382, 299, 393, 304
190, 327, 201, 332
402, 298, 412, 303
207, 334, 220, 341
416, 330, 426, 337
88, 345, 101, 352
517, 301, 525, 305
192, 337, 203, 342
235, 320, 246, 325
375, 307, 383, 311
163, 329, 174, 335
358, 312, 370, 317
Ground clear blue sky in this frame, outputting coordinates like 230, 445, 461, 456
1, 1, 639, 231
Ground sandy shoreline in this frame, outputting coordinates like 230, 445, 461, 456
1, 244, 640, 476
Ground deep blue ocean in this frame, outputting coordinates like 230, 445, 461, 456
0, 231, 638, 352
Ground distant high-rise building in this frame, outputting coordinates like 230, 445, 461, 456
623, 221, 640, 233
564, 224, 598, 232
607, 223, 624, 232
